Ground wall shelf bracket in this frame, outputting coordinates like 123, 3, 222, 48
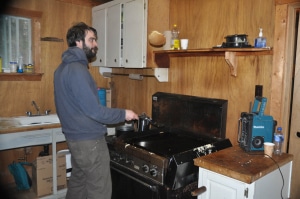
225, 51, 237, 77
153, 68, 168, 82
99, 66, 112, 76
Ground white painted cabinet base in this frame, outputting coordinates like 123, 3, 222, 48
198, 161, 292, 199
0, 128, 67, 199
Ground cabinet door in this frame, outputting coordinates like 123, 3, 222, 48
106, 3, 122, 67
198, 168, 247, 199
92, 8, 106, 66
122, 0, 146, 68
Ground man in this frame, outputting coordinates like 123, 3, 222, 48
54, 22, 138, 199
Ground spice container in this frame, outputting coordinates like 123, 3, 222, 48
25, 64, 34, 73
9, 61, 17, 73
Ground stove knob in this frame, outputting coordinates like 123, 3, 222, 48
119, 155, 125, 161
142, 165, 149, 173
150, 168, 158, 177
126, 158, 133, 165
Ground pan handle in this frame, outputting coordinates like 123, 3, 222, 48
191, 186, 207, 196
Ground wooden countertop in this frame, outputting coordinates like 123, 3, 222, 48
194, 145, 293, 184
0, 123, 61, 134
0, 115, 61, 134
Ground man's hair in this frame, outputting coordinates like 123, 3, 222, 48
66, 22, 97, 47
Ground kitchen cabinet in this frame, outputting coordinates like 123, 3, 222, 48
194, 146, 293, 199
92, 0, 147, 68
92, 7, 106, 66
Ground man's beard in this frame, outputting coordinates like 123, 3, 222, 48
83, 42, 98, 60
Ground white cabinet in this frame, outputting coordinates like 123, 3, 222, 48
92, 0, 147, 68
197, 161, 293, 199
106, 3, 122, 67
92, 7, 106, 66
122, 0, 147, 68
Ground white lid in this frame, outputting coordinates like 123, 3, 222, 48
259, 28, 263, 37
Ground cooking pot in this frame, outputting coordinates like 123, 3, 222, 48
115, 113, 161, 136
115, 124, 134, 137
222, 34, 251, 48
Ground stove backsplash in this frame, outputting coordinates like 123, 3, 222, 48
151, 92, 228, 139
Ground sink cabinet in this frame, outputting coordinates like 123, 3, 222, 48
92, 0, 147, 68
0, 127, 67, 199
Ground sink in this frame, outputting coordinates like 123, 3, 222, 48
13, 114, 60, 126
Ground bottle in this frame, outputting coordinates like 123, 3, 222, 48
171, 24, 180, 50
274, 126, 284, 155
97, 87, 106, 106
254, 28, 266, 48
17, 56, 24, 73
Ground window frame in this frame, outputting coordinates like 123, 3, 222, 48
0, 7, 43, 81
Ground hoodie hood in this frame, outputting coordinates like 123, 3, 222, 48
62, 46, 88, 66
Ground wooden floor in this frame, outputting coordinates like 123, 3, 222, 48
1, 183, 67, 199
2, 184, 38, 199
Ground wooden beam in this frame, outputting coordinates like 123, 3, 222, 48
275, 0, 300, 5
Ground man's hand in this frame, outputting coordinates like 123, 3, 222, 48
125, 110, 139, 121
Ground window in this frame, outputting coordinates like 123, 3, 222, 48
0, 7, 42, 80
0, 15, 32, 70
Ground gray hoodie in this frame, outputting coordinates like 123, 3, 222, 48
54, 47, 125, 141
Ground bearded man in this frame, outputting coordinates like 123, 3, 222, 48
54, 22, 138, 199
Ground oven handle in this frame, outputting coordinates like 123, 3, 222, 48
111, 166, 159, 192
191, 186, 207, 196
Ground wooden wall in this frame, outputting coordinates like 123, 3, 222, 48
0, 0, 276, 186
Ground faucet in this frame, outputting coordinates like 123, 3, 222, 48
32, 101, 40, 116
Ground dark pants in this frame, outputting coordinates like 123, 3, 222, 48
66, 138, 112, 199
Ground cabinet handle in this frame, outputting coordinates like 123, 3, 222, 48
191, 186, 206, 196
99, 59, 102, 63
297, 132, 300, 138
114, 59, 117, 63
126, 59, 128, 63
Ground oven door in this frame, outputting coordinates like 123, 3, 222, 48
111, 163, 163, 199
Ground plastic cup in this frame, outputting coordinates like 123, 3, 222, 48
180, 39, 189, 50
264, 142, 275, 158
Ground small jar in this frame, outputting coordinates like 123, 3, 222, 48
25, 64, 34, 73
9, 61, 17, 73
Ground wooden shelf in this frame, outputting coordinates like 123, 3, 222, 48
153, 48, 273, 76
0, 73, 44, 81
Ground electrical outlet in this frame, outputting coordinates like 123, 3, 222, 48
255, 85, 263, 97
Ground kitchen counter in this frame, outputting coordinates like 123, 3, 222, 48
0, 123, 61, 134
0, 115, 61, 134
194, 145, 293, 184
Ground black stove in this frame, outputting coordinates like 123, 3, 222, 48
108, 92, 232, 199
